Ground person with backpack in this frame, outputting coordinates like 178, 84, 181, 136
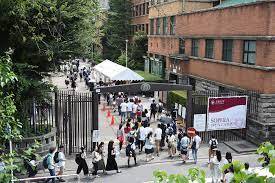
191, 131, 201, 164
126, 136, 137, 167
44, 147, 56, 183
209, 135, 218, 163
150, 100, 157, 122
180, 133, 190, 163
75, 146, 89, 176
55, 145, 66, 182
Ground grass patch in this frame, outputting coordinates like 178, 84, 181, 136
135, 70, 162, 81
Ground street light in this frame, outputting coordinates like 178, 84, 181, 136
125, 39, 128, 68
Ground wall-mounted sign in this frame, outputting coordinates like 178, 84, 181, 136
140, 83, 151, 92
193, 114, 206, 132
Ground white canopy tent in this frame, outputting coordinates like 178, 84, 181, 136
93, 60, 144, 82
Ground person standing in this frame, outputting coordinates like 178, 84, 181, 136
120, 100, 127, 123
76, 146, 89, 176
126, 136, 137, 167
91, 147, 102, 178
106, 140, 121, 173
127, 99, 133, 119
145, 132, 154, 162
209, 135, 218, 163
177, 129, 184, 154
154, 124, 162, 157
210, 150, 222, 183
191, 132, 201, 164
157, 100, 163, 120
97, 142, 106, 174
150, 100, 157, 122
180, 133, 190, 163
56, 145, 66, 182
117, 124, 124, 151
167, 133, 177, 158
46, 147, 56, 183
132, 102, 138, 122
138, 124, 146, 153
124, 121, 132, 135
116, 95, 123, 115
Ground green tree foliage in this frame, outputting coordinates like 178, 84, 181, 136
103, 0, 131, 61
129, 31, 148, 70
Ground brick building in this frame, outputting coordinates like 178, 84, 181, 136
130, 0, 150, 36
147, 0, 275, 144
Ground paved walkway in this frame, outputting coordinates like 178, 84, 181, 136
39, 62, 262, 182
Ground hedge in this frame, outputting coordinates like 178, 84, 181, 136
167, 91, 187, 111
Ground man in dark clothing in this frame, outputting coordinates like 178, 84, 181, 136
150, 100, 157, 122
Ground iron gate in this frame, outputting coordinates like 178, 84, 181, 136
192, 90, 259, 143
55, 90, 93, 154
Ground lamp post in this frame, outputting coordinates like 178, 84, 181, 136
125, 39, 128, 68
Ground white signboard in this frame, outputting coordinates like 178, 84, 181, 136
193, 114, 206, 132
181, 107, 186, 119
178, 104, 182, 116
93, 130, 100, 142
207, 96, 248, 131
175, 103, 178, 109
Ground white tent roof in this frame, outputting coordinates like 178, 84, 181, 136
93, 60, 144, 81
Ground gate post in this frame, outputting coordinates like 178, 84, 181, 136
54, 91, 59, 143
186, 89, 193, 130
68, 94, 73, 155
92, 91, 99, 151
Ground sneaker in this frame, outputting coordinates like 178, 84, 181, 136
117, 170, 122, 173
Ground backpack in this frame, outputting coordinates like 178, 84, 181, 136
126, 144, 134, 156
75, 153, 82, 165
180, 137, 189, 151
42, 155, 49, 169
167, 127, 173, 136
151, 103, 157, 112
210, 139, 218, 150
53, 151, 59, 163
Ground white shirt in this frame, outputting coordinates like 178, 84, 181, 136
58, 151, 66, 167
193, 135, 202, 149
145, 127, 153, 136
132, 104, 138, 113
127, 102, 133, 112
139, 126, 146, 141
154, 128, 162, 140
120, 102, 127, 112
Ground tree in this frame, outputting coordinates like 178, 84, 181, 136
130, 31, 148, 70
103, 0, 132, 61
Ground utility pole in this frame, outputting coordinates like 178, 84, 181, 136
125, 39, 128, 68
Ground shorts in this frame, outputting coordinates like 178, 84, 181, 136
145, 148, 154, 154
181, 150, 188, 155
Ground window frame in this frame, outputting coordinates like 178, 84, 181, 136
170, 16, 175, 35
179, 38, 185, 54
205, 39, 214, 59
243, 40, 256, 65
150, 19, 154, 35
162, 17, 167, 35
222, 40, 233, 61
191, 39, 199, 57
156, 18, 161, 35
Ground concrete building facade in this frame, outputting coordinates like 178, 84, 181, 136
147, 1, 275, 144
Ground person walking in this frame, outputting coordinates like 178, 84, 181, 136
120, 100, 127, 123
154, 124, 162, 157
65, 76, 70, 89
191, 132, 201, 164
116, 95, 123, 115
150, 100, 157, 122
97, 142, 106, 174
124, 121, 132, 135
76, 146, 89, 176
46, 147, 56, 183
126, 136, 137, 167
157, 100, 163, 120
180, 133, 190, 163
167, 133, 177, 158
117, 124, 124, 151
177, 129, 184, 155
132, 102, 138, 122
209, 135, 218, 163
138, 124, 146, 153
91, 147, 102, 178
210, 150, 223, 183
106, 140, 121, 173
127, 99, 133, 119
145, 132, 155, 162
56, 145, 66, 182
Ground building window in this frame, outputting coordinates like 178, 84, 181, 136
151, 0, 155, 6
146, 2, 149, 14
205, 39, 214, 59
162, 17, 167, 35
146, 24, 149, 34
135, 5, 138, 16
139, 4, 142, 16
191, 39, 199, 57
170, 16, 175, 35
179, 38, 185, 54
243, 40, 256, 65
222, 40, 233, 61
142, 24, 145, 31
143, 3, 145, 15
156, 18, 161, 35
150, 19, 154, 35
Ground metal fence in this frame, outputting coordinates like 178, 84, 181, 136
192, 89, 260, 143
55, 90, 93, 154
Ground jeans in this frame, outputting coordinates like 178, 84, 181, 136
47, 168, 55, 182
121, 112, 126, 122
92, 162, 98, 175
192, 148, 198, 163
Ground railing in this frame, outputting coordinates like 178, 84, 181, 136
12, 174, 80, 183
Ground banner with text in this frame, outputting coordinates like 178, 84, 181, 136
207, 96, 248, 131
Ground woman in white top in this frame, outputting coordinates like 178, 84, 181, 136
167, 133, 177, 158
210, 150, 223, 183
145, 132, 154, 162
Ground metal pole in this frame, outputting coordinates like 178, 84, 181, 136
10, 139, 13, 182
125, 39, 128, 68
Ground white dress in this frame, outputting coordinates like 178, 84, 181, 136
210, 157, 222, 183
